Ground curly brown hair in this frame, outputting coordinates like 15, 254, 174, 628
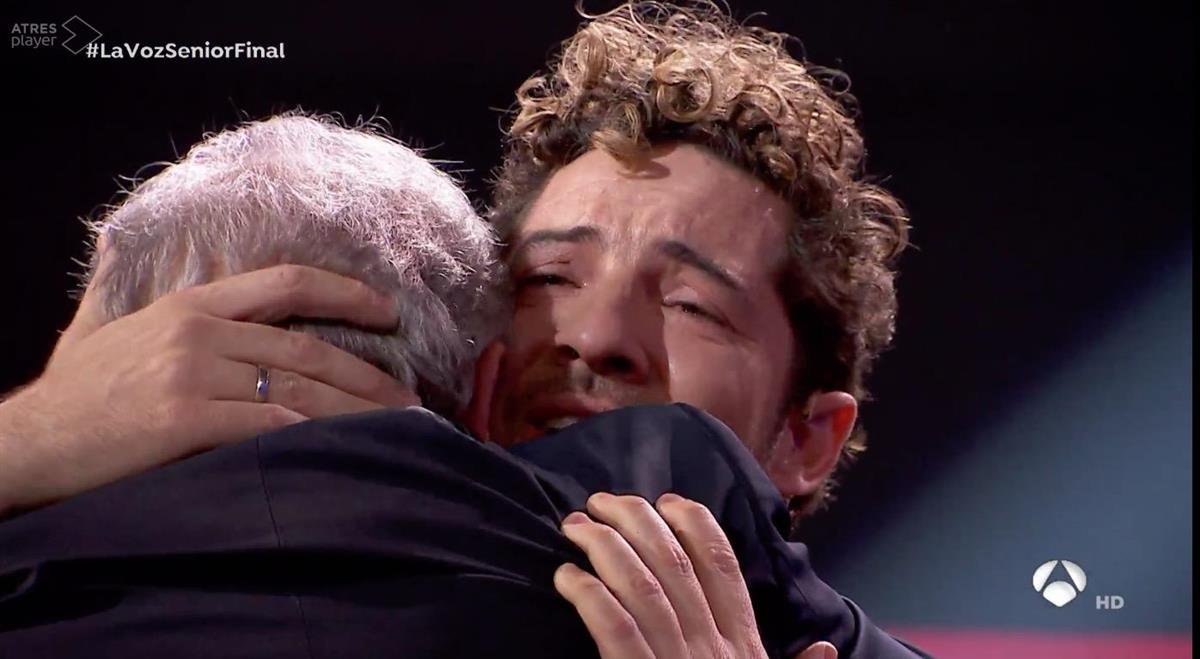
489, 1, 910, 517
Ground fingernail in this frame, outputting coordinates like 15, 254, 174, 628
563, 512, 589, 525
395, 387, 418, 406
554, 563, 580, 583
657, 492, 683, 506
375, 293, 398, 314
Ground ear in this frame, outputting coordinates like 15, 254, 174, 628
763, 391, 858, 501
462, 340, 505, 441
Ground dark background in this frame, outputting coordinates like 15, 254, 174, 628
2, 0, 1192, 640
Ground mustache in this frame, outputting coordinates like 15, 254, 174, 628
515, 363, 650, 410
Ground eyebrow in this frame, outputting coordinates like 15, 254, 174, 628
509, 224, 742, 292
655, 239, 743, 292
509, 225, 604, 260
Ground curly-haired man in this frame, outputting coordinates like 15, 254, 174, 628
472, 3, 913, 656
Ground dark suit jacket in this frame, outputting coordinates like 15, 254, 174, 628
0, 404, 926, 658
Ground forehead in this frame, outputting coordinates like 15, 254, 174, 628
519, 144, 793, 273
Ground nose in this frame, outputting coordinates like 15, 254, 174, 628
553, 282, 653, 384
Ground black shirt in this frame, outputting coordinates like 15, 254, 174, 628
0, 404, 926, 658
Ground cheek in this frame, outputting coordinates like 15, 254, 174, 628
503, 303, 556, 365
663, 341, 780, 444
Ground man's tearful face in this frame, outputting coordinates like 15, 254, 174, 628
489, 143, 800, 460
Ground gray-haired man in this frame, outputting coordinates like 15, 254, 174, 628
0, 114, 508, 514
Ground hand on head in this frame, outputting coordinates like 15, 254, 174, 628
0, 255, 417, 516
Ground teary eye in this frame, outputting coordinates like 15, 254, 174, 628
666, 300, 727, 327
518, 273, 572, 288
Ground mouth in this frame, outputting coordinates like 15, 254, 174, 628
525, 394, 616, 436
540, 416, 585, 432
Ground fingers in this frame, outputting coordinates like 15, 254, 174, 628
175, 265, 399, 329
187, 400, 309, 451
656, 493, 764, 655
208, 359, 407, 419
210, 320, 417, 408
553, 563, 656, 659
557, 494, 769, 658
560, 508, 691, 658
583, 493, 721, 651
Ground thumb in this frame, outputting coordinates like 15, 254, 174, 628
57, 232, 118, 348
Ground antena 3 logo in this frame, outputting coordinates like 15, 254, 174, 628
1033, 559, 1087, 607
10, 16, 101, 53
1033, 560, 1127, 610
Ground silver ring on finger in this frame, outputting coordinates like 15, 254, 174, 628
254, 365, 271, 403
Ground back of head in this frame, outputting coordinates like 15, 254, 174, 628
87, 113, 510, 417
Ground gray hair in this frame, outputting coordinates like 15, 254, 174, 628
85, 113, 510, 417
